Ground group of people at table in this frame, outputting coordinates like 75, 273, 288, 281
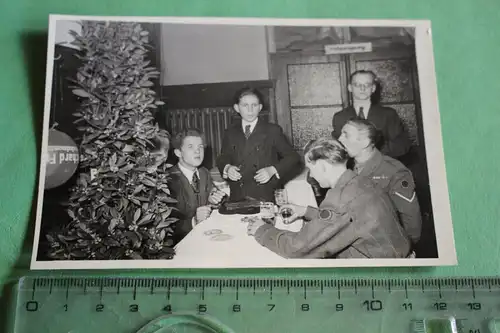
158, 70, 422, 259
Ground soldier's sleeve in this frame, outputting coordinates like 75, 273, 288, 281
253, 208, 357, 258
389, 169, 422, 244
303, 206, 320, 221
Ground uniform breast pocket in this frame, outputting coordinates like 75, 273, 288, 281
371, 177, 390, 190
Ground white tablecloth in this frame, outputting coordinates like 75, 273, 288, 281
172, 171, 318, 267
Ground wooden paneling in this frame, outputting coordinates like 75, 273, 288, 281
160, 80, 274, 110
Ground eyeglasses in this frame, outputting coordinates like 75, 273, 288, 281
351, 83, 374, 89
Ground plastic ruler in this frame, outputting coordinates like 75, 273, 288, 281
4, 275, 500, 333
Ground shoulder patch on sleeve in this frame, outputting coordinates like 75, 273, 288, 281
319, 209, 333, 220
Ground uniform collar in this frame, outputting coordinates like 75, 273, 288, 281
333, 169, 357, 190
354, 149, 382, 177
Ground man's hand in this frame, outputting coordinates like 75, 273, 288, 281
208, 189, 226, 205
195, 206, 212, 225
227, 165, 242, 181
254, 166, 277, 184
246, 218, 266, 236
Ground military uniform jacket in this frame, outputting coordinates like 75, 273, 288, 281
167, 164, 213, 241
353, 149, 422, 244
216, 118, 301, 202
332, 104, 411, 159
254, 170, 411, 259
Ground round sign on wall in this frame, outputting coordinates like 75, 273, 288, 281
45, 129, 80, 190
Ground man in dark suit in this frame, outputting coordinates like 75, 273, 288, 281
167, 129, 225, 243
332, 70, 411, 159
217, 88, 302, 203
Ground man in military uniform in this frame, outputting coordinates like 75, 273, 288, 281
246, 138, 412, 259
338, 119, 422, 247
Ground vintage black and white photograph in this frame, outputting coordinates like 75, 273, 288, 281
31, 15, 456, 269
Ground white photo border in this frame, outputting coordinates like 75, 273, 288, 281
30, 14, 457, 270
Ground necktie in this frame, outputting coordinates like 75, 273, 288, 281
192, 172, 200, 193
358, 107, 365, 120
244, 125, 251, 139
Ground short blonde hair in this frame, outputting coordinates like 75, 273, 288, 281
303, 137, 349, 165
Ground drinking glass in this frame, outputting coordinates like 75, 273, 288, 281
279, 206, 294, 225
259, 202, 276, 225
274, 189, 288, 206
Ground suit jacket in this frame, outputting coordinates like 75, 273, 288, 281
332, 104, 411, 158
216, 118, 302, 203
167, 164, 213, 241
254, 170, 411, 259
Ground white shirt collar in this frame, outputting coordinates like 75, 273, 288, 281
177, 163, 199, 184
353, 102, 371, 117
242, 118, 259, 133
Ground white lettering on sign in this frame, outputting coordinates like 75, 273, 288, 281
59, 152, 79, 163
48, 145, 78, 152
324, 42, 372, 54
46, 149, 79, 165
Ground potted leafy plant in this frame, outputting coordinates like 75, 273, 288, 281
46, 20, 178, 260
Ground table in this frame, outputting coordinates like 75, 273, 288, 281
172, 171, 318, 267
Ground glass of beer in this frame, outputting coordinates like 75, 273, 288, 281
279, 206, 294, 225
259, 202, 276, 225
274, 189, 288, 206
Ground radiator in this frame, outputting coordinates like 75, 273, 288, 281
166, 107, 235, 170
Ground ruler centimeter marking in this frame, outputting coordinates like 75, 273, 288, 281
19, 276, 500, 312
21, 276, 500, 301
11, 276, 500, 333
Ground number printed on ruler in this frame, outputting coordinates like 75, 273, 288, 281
12, 277, 500, 333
